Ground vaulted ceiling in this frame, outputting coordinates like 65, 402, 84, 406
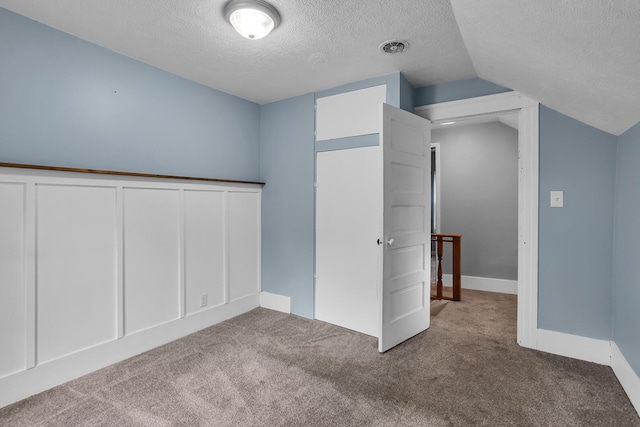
1, 0, 639, 135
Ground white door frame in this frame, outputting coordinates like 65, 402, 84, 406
430, 142, 441, 234
415, 92, 539, 349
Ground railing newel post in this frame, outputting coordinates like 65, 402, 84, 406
430, 233, 461, 302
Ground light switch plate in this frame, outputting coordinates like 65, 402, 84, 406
550, 191, 564, 208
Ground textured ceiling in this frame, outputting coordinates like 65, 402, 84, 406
450, 0, 640, 135
0, 0, 475, 104
1, 0, 639, 134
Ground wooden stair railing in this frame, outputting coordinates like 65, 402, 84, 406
431, 234, 461, 301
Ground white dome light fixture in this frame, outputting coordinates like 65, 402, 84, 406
224, 0, 281, 40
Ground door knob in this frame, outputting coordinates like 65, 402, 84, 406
387, 238, 395, 247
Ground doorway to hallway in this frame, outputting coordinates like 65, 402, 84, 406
429, 116, 519, 306
415, 92, 539, 349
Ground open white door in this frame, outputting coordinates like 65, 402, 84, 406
379, 103, 432, 352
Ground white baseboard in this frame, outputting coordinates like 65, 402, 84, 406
536, 329, 611, 365
441, 274, 518, 295
611, 341, 640, 415
0, 294, 259, 409
534, 330, 639, 417
260, 291, 291, 314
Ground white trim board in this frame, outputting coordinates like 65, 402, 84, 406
416, 91, 537, 123
315, 85, 386, 141
260, 292, 291, 314
0, 294, 259, 409
416, 91, 539, 349
440, 274, 518, 295
430, 142, 441, 233
611, 342, 640, 415
536, 329, 611, 365
535, 329, 640, 417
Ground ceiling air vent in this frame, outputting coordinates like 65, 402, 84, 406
379, 40, 409, 54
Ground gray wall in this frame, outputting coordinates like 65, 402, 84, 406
613, 121, 640, 375
433, 121, 518, 280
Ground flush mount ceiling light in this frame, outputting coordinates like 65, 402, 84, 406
224, 0, 281, 40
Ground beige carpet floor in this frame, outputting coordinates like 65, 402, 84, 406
1, 289, 638, 426
430, 299, 449, 318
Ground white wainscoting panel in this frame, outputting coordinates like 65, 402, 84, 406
36, 185, 118, 363
0, 166, 262, 407
228, 191, 261, 302
124, 188, 181, 335
0, 183, 27, 377
184, 190, 225, 314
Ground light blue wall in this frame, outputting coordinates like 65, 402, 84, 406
414, 77, 510, 106
538, 106, 616, 339
260, 94, 316, 317
613, 122, 640, 375
400, 74, 415, 113
0, 8, 260, 181
315, 73, 403, 105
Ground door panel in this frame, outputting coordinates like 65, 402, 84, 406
315, 146, 382, 337
379, 103, 431, 352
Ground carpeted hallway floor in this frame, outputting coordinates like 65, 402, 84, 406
1, 289, 638, 426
